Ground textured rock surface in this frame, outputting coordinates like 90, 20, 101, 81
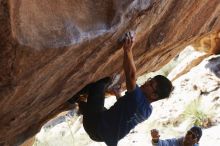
0, 0, 220, 145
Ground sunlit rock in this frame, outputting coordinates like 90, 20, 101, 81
0, 0, 220, 145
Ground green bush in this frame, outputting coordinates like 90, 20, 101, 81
181, 98, 214, 128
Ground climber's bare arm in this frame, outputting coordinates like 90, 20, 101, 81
122, 32, 136, 92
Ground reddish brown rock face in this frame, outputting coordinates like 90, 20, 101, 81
0, 0, 220, 145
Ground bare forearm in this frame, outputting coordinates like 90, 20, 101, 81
123, 50, 136, 91
122, 32, 136, 91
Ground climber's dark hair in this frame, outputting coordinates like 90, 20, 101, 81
153, 75, 173, 100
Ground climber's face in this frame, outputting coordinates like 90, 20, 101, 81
141, 78, 159, 102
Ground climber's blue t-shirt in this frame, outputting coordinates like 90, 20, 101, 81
98, 85, 152, 146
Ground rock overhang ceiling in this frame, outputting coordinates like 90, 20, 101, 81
0, 0, 220, 145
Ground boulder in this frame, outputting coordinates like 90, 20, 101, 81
0, 0, 220, 145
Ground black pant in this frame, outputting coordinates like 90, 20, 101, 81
82, 79, 108, 141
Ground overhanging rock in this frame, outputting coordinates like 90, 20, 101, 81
0, 0, 220, 145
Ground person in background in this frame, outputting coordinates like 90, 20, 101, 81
151, 126, 202, 146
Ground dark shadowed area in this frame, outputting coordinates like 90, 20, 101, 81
0, 0, 220, 145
